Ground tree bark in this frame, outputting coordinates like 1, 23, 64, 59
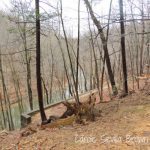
83, 0, 118, 95
35, 0, 47, 122
119, 0, 128, 93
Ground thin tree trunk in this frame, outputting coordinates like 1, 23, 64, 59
140, 0, 145, 75
60, 0, 80, 105
54, 33, 73, 97
0, 92, 6, 128
75, 0, 80, 101
8, 56, 23, 114
129, 1, 140, 89
41, 77, 49, 105
17, 21, 33, 110
49, 47, 54, 104
0, 50, 14, 130
68, 42, 88, 92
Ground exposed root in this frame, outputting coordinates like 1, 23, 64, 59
41, 93, 102, 129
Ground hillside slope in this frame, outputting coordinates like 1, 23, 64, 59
0, 89, 150, 150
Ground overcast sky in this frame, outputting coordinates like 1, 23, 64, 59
0, 0, 140, 37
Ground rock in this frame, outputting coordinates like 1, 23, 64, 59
21, 114, 31, 128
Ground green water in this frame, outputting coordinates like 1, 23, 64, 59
0, 77, 89, 130
0, 90, 64, 130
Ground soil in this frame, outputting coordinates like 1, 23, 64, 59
0, 84, 150, 150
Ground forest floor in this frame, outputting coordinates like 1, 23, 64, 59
0, 82, 150, 150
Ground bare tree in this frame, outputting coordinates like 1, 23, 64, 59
0, 49, 14, 130
139, 0, 145, 75
35, 0, 47, 123
59, 0, 80, 105
83, 0, 118, 95
75, 0, 81, 102
0, 90, 6, 129
119, 0, 128, 94
54, 32, 73, 97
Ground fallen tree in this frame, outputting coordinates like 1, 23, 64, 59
41, 93, 102, 129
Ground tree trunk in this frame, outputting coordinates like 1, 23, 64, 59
35, 0, 47, 123
60, 0, 80, 105
75, 0, 80, 102
119, 0, 128, 93
84, 0, 118, 95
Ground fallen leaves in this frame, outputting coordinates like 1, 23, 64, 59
0, 90, 150, 150
18, 136, 48, 150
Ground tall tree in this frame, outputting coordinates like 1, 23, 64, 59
75, 0, 80, 104
140, 0, 145, 75
119, 0, 128, 93
35, 0, 47, 122
83, 0, 118, 95
59, 0, 80, 105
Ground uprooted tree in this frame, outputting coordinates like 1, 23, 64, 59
41, 93, 102, 128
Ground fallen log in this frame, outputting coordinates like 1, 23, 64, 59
40, 115, 76, 129
40, 93, 101, 129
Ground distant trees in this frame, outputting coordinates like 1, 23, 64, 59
9, 0, 34, 110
